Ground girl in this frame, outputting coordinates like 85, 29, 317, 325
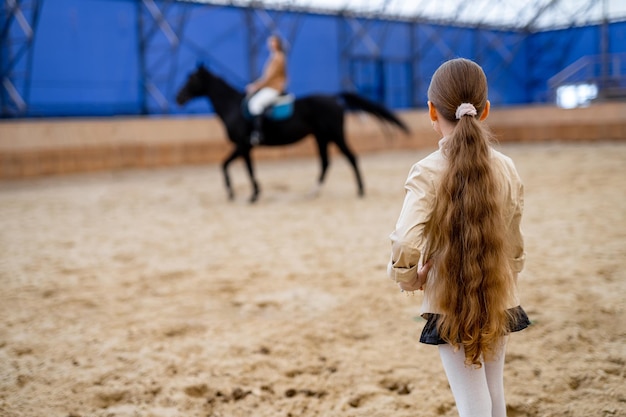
387, 58, 530, 417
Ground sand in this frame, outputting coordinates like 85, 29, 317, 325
0, 141, 624, 417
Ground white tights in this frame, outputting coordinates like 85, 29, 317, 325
437, 337, 508, 417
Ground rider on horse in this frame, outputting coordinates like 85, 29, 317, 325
245, 35, 288, 146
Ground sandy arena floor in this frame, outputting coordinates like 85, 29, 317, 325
0, 141, 624, 417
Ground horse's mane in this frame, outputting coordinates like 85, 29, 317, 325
198, 66, 244, 101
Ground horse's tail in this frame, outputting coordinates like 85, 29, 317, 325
338, 92, 410, 134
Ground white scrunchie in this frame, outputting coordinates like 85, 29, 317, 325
455, 103, 477, 119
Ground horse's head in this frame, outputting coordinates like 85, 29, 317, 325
176, 64, 211, 106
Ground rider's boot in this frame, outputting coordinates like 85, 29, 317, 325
250, 116, 263, 146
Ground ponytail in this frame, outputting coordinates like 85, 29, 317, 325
425, 59, 516, 367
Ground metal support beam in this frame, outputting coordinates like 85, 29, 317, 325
1, 0, 42, 117
137, 0, 189, 114
600, 0, 610, 88
338, 14, 384, 99
409, 21, 419, 107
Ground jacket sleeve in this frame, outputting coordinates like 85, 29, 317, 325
387, 161, 435, 283
509, 179, 526, 274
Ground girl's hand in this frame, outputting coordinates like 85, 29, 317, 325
398, 260, 433, 292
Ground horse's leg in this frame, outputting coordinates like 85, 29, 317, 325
222, 149, 240, 200
310, 137, 330, 198
242, 150, 260, 203
333, 132, 364, 197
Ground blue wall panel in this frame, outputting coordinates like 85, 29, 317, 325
476, 30, 527, 105
172, 4, 250, 114
284, 13, 341, 96
609, 21, 626, 54
29, 0, 140, 116
8, 0, 625, 118
525, 23, 626, 102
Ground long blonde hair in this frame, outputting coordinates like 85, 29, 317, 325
425, 58, 516, 367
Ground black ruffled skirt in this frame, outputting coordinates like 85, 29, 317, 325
419, 305, 531, 345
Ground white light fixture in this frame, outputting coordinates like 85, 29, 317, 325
556, 83, 598, 109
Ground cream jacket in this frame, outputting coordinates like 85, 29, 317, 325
387, 139, 525, 314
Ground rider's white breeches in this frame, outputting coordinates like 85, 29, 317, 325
248, 87, 280, 115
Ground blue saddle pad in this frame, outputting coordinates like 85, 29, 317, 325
242, 94, 295, 121
267, 94, 295, 120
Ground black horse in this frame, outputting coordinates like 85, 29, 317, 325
176, 65, 408, 202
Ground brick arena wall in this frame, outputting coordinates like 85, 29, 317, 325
1, 102, 625, 179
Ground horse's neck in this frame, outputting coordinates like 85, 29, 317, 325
205, 78, 244, 122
